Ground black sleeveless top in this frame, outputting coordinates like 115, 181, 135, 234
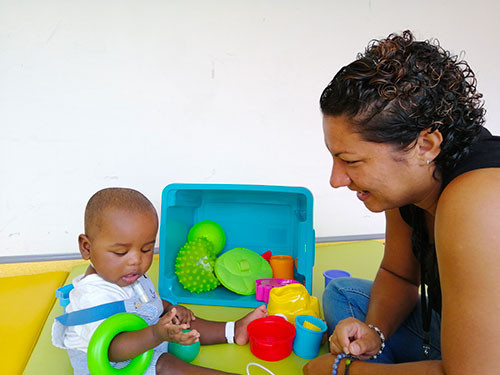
399, 128, 500, 317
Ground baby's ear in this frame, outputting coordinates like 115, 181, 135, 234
78, 234, 91, 260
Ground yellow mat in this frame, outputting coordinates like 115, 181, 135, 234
19, 240, 383, 375
0, 271, 68, 375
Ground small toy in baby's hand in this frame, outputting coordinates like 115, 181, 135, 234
168, 329, 201, 363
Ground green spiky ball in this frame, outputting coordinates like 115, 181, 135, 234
175, 238, 220, 293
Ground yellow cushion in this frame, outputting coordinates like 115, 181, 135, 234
0, 271, 68, 375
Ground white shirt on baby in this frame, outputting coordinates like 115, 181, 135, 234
61, 273, 136, 352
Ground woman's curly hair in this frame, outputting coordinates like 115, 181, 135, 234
320, 30, 485, 177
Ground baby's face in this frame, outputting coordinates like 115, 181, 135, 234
87, 208, 158, 287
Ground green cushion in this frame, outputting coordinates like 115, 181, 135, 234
24, 241, 384, 375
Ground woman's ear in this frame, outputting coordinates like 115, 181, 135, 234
78, 234, 92, 260
416, 128, 443, 165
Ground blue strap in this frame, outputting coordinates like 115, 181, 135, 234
55, 300, 127, 326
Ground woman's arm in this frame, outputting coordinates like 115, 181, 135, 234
303, 354, 442, 375
435, 168, 500, 375
335, 208, 421, 356
308, 209, 425, 372
364, 208, 421, 340
305, 207, 445, 374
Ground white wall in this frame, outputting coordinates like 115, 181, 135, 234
1, 0, 499, 257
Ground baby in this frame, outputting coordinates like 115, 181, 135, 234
52, 187, 267, 375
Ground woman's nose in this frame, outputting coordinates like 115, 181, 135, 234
330, 160, 351, 188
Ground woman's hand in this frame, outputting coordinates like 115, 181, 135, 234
329, 317, 383, 360
153, 308, 200, 344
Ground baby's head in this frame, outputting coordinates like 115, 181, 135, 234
78, 187, 158, 287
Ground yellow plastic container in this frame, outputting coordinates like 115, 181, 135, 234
267, 283, 320, 324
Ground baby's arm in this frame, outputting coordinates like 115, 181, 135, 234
108, 308, 200, 362
162, 300, 196, 324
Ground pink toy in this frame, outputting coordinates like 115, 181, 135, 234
255, 278, 300, 303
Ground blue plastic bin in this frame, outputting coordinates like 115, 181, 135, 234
158, 183, 315, 308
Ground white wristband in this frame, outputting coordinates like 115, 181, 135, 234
225, 321, 235, 344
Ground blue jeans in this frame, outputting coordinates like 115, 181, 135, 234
322, 277, 442, 363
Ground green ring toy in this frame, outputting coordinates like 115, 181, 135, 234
87, 313, 153, 375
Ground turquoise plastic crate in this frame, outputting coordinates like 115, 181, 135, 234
158, 183, 315, 308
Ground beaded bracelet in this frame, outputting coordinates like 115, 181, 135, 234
367, 324, 385, 359
331, 353, 354, 375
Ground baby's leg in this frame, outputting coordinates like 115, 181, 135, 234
156, 353, 237, 375
190, 304, 267, 345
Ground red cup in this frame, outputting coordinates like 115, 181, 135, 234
247, 316, 296, 361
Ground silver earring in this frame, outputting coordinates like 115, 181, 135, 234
426, 160, 431, 165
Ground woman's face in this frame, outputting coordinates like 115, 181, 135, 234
323, 115, 432, 212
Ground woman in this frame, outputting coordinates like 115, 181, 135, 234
304, 31, 500, 374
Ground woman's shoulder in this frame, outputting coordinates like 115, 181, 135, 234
439, 168, 500, 208
437, 168, 500, 242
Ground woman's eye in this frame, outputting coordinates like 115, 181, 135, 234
142, 248, 153, 253
345, 160, 359, 165
113, 252, 127, 256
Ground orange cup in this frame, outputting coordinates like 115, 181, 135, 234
270, 255, 294, 280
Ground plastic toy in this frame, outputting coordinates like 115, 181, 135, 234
168, 329, 201, 363
55, 284, 74, 312
87, 313, 153, 375
158, 184, 315, 308
267, 283, 320, 324
214, 248, 273, 295
269, 255, 295, 279
247, 315, 296, 361
261, 250, 272, 263
187, 220, 226, 255
246, 363, 275, 375
255, 278, 300, 303
302, 320, 322, 331
175, 238, 220, 293
323, 269, 351, 288
293, 315, 327, 359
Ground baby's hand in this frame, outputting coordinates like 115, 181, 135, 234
153, 308, 200, 344
164, 302, 195, 325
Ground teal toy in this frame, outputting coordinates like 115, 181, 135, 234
175, 238, 220, 293
214, 247, 273, 295
187, 220, 226, 255
168, 330, 201, 362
